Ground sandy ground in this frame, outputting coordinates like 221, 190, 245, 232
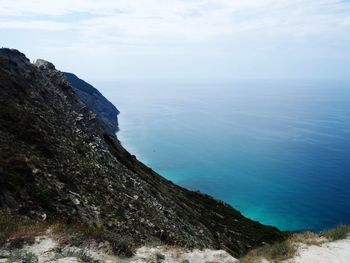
288, 238, 350, 263
1, 231, 349, 262
127, 246, 237, 263
0, 232, 238, 263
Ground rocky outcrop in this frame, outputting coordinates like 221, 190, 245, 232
63, 72, 119, 134
0, 48, 286, 258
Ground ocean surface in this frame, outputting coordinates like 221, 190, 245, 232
97, 80, 350, 232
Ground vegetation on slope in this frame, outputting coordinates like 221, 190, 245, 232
240, 226, 350, 262
0, 210, 134, 257
0, 48, 285, 258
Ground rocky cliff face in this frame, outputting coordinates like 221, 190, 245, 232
0, 48, 285, 257
63, 72, 119, 134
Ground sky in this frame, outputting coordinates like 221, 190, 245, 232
1, 0, 350, 81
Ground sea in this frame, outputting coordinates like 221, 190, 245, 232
96, 79, 350, 232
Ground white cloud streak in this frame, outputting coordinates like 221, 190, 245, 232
1, 0, 350, 80
1, 0, 350, 41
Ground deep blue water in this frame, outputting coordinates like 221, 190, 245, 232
97, 80, 350, 232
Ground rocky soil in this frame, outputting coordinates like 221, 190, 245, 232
0, 229, 238, 263
1, 227, 348, 263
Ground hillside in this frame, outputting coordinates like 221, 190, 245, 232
63, 72, 119, 134
0, 48, 285, 258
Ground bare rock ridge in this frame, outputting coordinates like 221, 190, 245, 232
63, 71, 119, 134
0, 48, 286, 257
34, 59, 119, 134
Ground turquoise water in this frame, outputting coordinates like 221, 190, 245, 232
98, 80, 350, 231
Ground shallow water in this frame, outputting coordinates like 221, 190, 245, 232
97, 80, 350, 231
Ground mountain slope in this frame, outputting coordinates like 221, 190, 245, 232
0, 48, 285, 257
63, 71, 119, 134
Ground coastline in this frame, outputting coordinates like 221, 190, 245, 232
108, 79, 350, 233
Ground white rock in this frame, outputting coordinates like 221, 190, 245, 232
286, 238, 350, 263
129, 246, 238, 263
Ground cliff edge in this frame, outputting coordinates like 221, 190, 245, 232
0, 48, 285, 258
63, 72, 119, 134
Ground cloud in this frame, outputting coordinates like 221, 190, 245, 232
1, 0, 350, 41
1, 0, 350, 80
0, 19, 74, 31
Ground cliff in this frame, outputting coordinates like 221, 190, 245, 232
63, 72, 119, 134
0, 48, 285, 258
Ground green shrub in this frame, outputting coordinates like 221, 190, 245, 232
56, 248, 96, 263
322, 225, 350, 241
240, 240, 296, 263
7, 251, 38, 263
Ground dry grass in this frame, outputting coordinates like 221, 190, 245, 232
321, 225, 350, 241
240, 239, 296, 263
0, 210, 48, 248
289, 231, 322, 246
0, 210, 134, 257
240, 226, 350, 263
240, 232, 320, 263
166, 246, 184, 258
2, 209, 349, 262
51, 222, 134, 257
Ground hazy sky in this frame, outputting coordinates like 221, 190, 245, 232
1, 0, 350, 81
